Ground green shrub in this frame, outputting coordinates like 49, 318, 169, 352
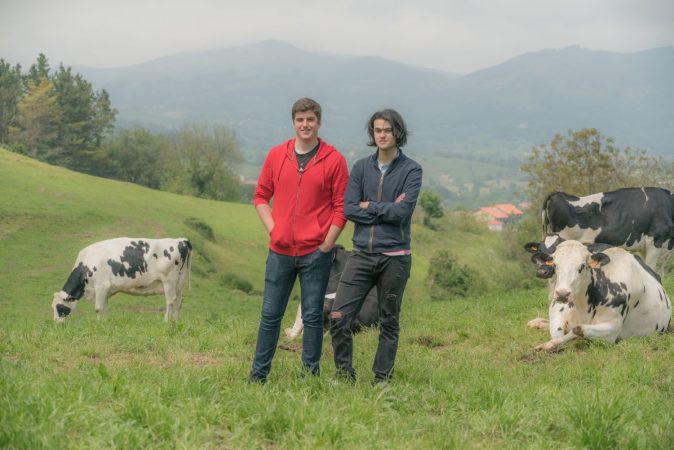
425, 250, 476, 299
183, 217, 215, 241
219, 272, 254, 294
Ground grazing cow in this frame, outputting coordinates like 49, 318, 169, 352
284, 245, 378, 340
525, 239, 671, 351
52, 238, 192, 322
542, 187, 674, 271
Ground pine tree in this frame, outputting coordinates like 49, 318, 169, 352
0, 59, 23, 143
7, 77, 61, 159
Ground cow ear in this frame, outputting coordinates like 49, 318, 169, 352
524, 242, 541, 254
531, 252, 553, 266
589, 253, 610, 268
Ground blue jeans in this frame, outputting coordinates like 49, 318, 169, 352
250, 248, 334, 380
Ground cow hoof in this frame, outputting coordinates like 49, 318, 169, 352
527, 318, 549, 330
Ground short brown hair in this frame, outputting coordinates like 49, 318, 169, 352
291, 98, 322, 122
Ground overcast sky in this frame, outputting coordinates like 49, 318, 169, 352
2, 0, 673, 74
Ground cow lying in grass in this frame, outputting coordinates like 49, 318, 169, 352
52, 237, 192, 322
284, 245, 378, 340
524, 239, 671, 351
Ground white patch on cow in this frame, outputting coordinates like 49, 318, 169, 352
568, 192, 604, 208
325, 293, 336, 300
557, 224, 602, 243
285, 303, 305, 340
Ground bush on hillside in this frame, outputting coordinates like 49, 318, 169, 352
184, 217, 215, 241
447, 211, 489, 235
219, 273, 254, 294
426, 250, 476, 299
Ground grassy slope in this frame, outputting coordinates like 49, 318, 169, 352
1, 147, 673, 449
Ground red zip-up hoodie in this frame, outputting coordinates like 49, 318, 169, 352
253, 138, 349, 256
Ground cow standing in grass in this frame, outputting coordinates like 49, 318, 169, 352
52, 237, 192, 322
542, 187, 674, 272
525, 239, 671, 351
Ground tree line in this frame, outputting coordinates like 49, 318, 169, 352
0, 54, 245, 202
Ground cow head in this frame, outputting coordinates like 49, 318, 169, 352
532, 240, 610, 303
524, 234, 565, 279
52, 291, 78, 322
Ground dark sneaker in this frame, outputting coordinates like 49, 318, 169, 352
247, 374, 267, 385
335, 369, 357, 383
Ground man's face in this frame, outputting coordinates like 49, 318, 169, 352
293, 110, 321, 142
373, 118, 396, 152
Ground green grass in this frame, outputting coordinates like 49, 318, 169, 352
1, 147, 673, 449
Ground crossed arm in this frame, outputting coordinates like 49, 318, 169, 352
344, 164, 423, 225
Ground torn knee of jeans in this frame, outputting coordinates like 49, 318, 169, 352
330, 311, 343, 320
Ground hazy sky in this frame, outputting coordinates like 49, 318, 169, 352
2, 0, 673, 74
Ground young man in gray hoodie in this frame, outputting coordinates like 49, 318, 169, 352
329, 109, 423, 384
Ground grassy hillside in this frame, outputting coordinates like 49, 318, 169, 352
1, 147, 673, 449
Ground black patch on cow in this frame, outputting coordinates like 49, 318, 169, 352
163, 249, 171, 259
62, 262, 90, 300
587, 243, 614, 253
107, 241, 149, 278
587, 270, 628, 310
634, 300, 640, 309
56, 303, 72, 317
93, 266, 97, 272
543, 188, 674, 251
153, 253, 158, 259
177, 240, 191, 268
170, 246, 174, 252
633, 254, 662, 283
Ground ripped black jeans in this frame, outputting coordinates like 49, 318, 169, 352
329, 251, 411, 381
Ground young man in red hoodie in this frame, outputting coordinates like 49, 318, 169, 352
249, 98, 349, 383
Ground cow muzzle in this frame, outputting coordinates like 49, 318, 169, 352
554, 289, 571, 303
55, 303, 72, 319
536, 265, 555, 279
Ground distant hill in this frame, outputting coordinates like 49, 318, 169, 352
76, 41, 674, 161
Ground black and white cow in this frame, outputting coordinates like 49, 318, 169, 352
52, 238, 192, 322
284, 245, 378, 340
525, 239, 671, 351
542, 187, 674, 271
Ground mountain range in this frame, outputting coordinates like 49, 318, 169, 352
77, 40, 674, 162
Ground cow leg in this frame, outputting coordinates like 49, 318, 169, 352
534, 321, 620, 352
284, 303, 304, 340
527, 317, 549, 330
163, 280, 180, 321
94, 287, 110, 320
644, 245, 662, 272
